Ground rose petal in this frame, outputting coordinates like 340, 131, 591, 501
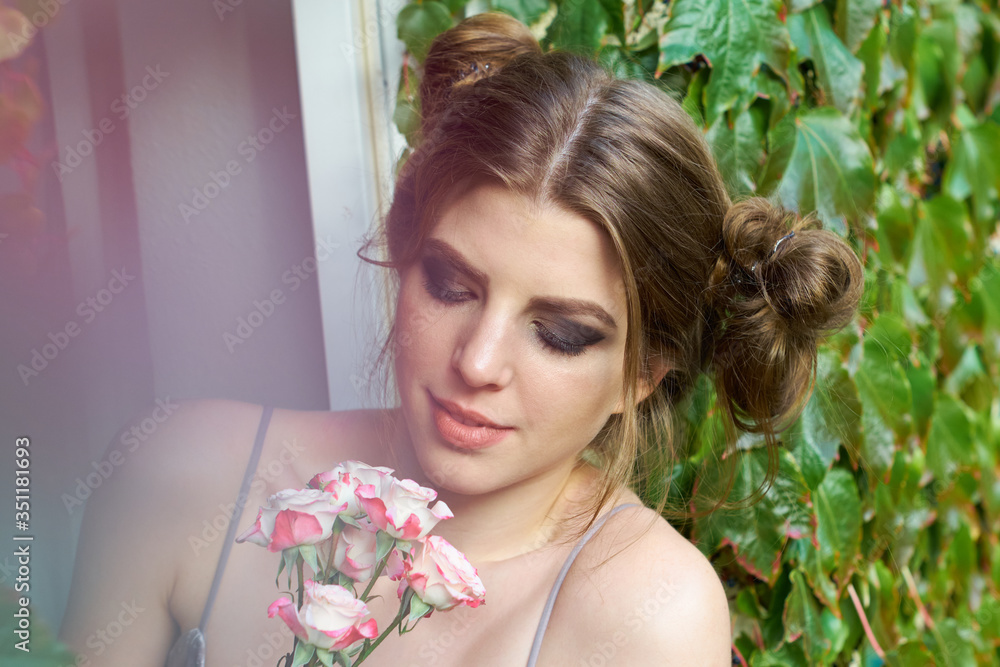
267, 596, 309, 641
268, 509, 324, 552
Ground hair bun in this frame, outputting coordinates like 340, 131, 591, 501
710, 197, 863, 432
419, 12, 542, 135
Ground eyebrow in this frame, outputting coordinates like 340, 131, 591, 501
423, 237, 618, 330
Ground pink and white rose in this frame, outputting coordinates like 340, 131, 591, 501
309, 461, 396, 516
401, 535, 486, 611
331, 520, 379, 583
267, 580, 378, 651
236, 488, 345, 552
357, 477, 453, 540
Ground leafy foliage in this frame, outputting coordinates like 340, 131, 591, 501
394, 0, 1000, 663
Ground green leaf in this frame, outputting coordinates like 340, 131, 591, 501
299, 544, 321, 575
973, 262, 1000, 352
905, 355, 935, 438
791, 350, 861, 490
375, 530, 396, 562
835, 0, 882, 54
751, 71, 792, 130
856, 10, 885, 110
705, 104, 767, 195
773, 107, 876, 235
291, 640, 316, 667
315, 647, 336, 667
751, 641, 810, 666
887, 2, 917, 73
789, 0, 822, 12
942, 119, 1000, 228
783, 569, 832, 663
439, 0, 468, 14
280, 548, 300, 590
945, 345, 987, 398
408, 591, 434, 622
596, 0, 625, 44
864, 313, 912, 364
657, 0, 790, 125
889, 280, 930, 328
788, 5, 864, 114
546, 0, 610, 52
397, 2, 453, 63
694, 449, 810, 583
926, 394, 973, 484
681, 66, 708, 126
906, 195, 973, 304
758, 107, 797, 197
492, 0, 550, 26
813, 468, 862, 586
854, 338, 912, 476
793, 538, 841, 610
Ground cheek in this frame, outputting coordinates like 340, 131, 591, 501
522, 355, 624, 436
393, 273, 451, 378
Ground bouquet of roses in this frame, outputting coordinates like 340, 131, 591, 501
236, 461, 485, 667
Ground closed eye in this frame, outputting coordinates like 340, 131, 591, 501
421, 257, 473, 303
532, 320, 604, 357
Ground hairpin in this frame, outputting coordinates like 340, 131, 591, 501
750, 231, 795, 273
454, 61, 492, 84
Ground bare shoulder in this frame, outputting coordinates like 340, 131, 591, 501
59, 397, 386, 663
552, 504, 732, 666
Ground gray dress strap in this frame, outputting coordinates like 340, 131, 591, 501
525, 502, 640, 667
165, 404, 274, 667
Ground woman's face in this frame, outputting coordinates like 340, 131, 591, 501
392, 181, 631, 497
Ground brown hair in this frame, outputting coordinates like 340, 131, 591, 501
360, 12, 862, 532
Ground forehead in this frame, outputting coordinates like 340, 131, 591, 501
428, 182, 626, 314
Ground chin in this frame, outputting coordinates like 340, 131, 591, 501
408, 435, 507, 498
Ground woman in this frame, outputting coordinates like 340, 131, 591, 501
59, 12, 862, 667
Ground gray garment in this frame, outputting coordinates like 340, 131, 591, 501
166, 404, 637, 667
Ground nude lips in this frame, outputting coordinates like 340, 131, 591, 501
430, 393, 513, 450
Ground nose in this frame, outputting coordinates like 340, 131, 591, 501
451, 310, 514, 390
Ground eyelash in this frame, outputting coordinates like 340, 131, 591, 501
420, 272, 591, 357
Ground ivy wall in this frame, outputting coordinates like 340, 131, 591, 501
395, 1, 1000, 664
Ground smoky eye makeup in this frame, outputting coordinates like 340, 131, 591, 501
420, 254, 472, 302
532, 318, 607, 357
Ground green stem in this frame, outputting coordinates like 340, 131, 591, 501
351, 605, 406, 667
297, 557, 305, 608
358, 557, 387, 602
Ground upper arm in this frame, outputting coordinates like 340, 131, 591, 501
58, 399, 239, 667
567, 513, 733, 666
623, 548, 732, 665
